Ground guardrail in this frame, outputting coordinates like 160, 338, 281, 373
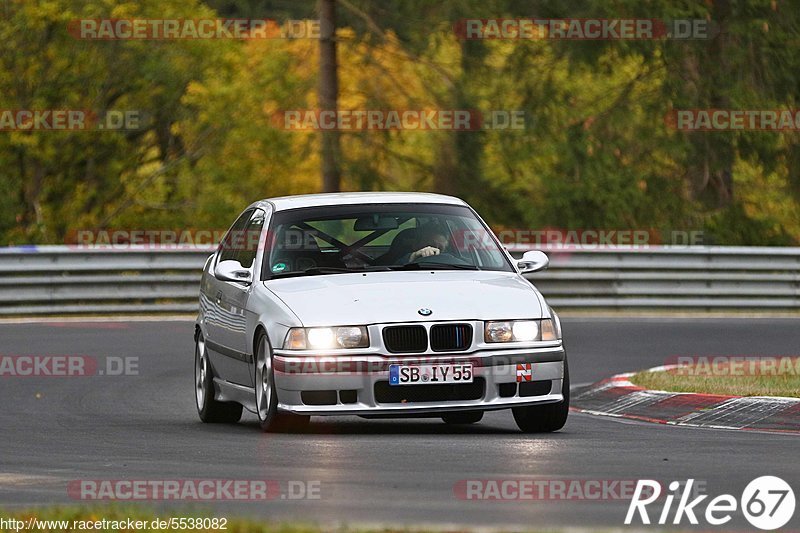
0, 245, 798, 315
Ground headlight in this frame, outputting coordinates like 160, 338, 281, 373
307, 328, 335, 348
484, 320, 559, 342
512, 321, 539, 341
283, 326, 369, 350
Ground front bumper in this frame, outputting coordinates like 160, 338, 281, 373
272, 344, 565, 415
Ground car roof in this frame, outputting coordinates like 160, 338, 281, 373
250, 192, 468, 212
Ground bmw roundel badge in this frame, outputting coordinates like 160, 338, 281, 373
418, 308, 433, 316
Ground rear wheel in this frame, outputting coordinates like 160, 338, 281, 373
512, 358, 570, 433
442, 410, 484, 425
195, 333, 243, 423
254, 332, 310, 432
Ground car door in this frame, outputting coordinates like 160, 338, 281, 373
218, 208, 266, 377
203, 208, 260, 385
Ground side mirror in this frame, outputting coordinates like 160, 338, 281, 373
517, 250, 549, 274
214, 259, 253, 284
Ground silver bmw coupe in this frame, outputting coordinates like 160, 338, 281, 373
194, 192, 568, 432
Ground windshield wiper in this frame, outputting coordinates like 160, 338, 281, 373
270, 267, 352, 279
392, 262, 480, 271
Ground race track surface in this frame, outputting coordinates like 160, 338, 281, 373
1, 318, 798, 531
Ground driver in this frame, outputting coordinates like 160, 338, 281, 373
407, 225, 449, 262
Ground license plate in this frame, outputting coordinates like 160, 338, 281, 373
389, 363, 473, 386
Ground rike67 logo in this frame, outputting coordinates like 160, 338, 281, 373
625, 477, 795, 530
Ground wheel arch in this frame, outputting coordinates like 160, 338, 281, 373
253, 324, 269, 361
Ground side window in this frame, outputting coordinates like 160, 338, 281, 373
218, 209, 253, 264
235, 209, 265, 269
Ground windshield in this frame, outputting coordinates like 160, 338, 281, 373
262, 203, 513, 279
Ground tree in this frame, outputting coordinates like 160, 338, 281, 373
318, 0, 342, 192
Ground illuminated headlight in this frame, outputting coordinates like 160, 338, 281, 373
283, 326, 369, 350
512, 321, 539, 341
484, 320, 559, 342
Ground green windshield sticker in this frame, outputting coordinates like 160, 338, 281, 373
271, 262, 287, 273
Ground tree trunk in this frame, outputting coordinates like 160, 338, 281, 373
687, 0, 733, 208
434, 39, 483, 197
318, 0, 341, 192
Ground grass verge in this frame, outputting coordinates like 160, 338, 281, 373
630, 357, 800, 398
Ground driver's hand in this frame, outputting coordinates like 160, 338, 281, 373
410, 246, 440, 261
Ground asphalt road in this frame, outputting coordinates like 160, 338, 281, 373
1, 318, 798, 531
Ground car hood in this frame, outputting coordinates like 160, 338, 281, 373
263, 270, 543, 326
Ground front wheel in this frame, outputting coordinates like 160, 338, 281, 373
254, 333, 310, 432
195, 333, 243, 423
512, 358, 569, 433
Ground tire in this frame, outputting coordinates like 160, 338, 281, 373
442, 410, 484, 425
512, 357, 570, 433
254, 332, 310, 432
195, 333, 243, 423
